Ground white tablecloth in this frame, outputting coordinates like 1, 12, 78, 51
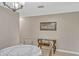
0, 45, 42, 56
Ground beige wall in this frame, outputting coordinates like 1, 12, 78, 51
0, 7, 19, 49
20, 12, 79, 52
20, 17, 33, 44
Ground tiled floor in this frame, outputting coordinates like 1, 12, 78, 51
41, 49, 78, 56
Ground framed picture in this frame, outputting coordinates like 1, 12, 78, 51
40, 22, 57, 31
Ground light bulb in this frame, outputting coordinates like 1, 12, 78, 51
15, 3, 19, 9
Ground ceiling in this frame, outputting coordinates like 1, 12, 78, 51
1, 2, 79, 17
17, 2, 79, 17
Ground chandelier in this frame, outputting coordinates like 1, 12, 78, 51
3, 2, 25, 12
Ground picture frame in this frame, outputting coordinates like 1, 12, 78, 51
40, 22, 57, 31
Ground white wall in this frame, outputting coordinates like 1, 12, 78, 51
0, 7, 19, 49
20, 12, 79, 52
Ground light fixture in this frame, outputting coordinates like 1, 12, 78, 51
3, 2, 25, 12
38, 6, 44, 8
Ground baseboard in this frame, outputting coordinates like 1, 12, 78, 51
56, 49, 79, 55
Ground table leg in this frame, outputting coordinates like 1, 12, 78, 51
53, 40, 56, 54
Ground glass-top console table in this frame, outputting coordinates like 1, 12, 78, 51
38, 39, 56, 56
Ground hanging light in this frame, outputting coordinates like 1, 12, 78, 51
3, 2, 25, 12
